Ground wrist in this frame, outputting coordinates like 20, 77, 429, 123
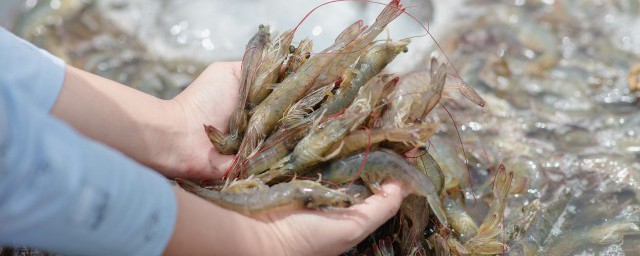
147, 99, 194, 177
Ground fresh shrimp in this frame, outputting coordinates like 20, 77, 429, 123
230, 19, 367, 178
245, 122, 308, 175
313, 0, 406, 87
244, 40, 408, 176
399, 194, 430, 255
319, 149, 449, 227
310, 39, 410, 122
379, 57, 447, 130
464, 164, 512, 255
327, 122, 436, 159
265, 75, 392, 179
544, 220, 640, 256
282, 38, 313, 80
176, 178, 357, 216
444, 197, 478, 242
414, 148, 445, 195
240, 0, 404, 159
248, 29, 295, 109
207, 25, 270, 154
428, 135, 470, 191
509, 188, 571, 255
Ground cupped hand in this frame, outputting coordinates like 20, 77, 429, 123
168, 62, 242, 179
256, 181, 408, 256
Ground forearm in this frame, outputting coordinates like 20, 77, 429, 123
51, 66, 185, 175
0, 86, 176, 255
164, 189, 278, 255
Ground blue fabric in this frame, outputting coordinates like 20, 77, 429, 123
0, 27, 177, 255
0, 28, 65, 111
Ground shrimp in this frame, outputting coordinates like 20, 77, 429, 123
327, 122, 436, 159
509, 188, 571, 255
414, 148, 445, 195
236, 0, 404, 172
464, 164, 512, 255
230, 19, 367, 178
176, 178, 357, 216
429, 136, 470, 191
248, 30, 296, 109
319, 149, 449, 227
264, 75, 392, 179
379, 58, 447, 130
206, 25, 270, 154
244, 39, 408, 176
313, 0, 405, 87
282, 38, 313, 79
444, 198, 478, 242
310, 39, 410, 122
399, 194, 430, 255
544, 220, 640, 256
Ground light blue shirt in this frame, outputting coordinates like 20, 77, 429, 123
0, 27, 176, 255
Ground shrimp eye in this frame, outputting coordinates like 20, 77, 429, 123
259, 24, 265, 29
402, 47, 408, 53
304, 52, 311, 59
304, 196, 315, 207
289, 45, 296, 53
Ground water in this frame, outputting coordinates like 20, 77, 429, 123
5, 0, 640, 255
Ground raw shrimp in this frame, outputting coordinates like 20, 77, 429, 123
509, 188, 572, 255
282, 38, 313, 79
265, 75, 392, 179
244, 40, 409, 176
206, 25, 270, 154
248, 30, 296, 109
399, 194, 430, 255
444, 197, 478, 242
414, 148, 445, 195
176, 178, 357, 215
231, 19, 367, 178
379, 58, 447, 130
320, 149, 449, 227
237, 0, 405, 169
310, 39, 410, 122
464, 164, 512, 255
313, 0, 405, 87
327, 122, 435, 159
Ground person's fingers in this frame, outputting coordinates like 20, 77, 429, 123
344, 180, 407, 237
208, 149, 235, 179
306, 181, 408, 255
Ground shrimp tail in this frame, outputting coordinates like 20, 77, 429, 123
335, 20, 365, 44
204, 124, 240, 154
376, 0, 405, 25
176, 178, 215, 198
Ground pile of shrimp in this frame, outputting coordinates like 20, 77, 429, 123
176, 1, 513, 255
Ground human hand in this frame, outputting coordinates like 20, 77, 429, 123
255, 181, 408, 255
164, 181, 407, 255
167, 62, 242, 179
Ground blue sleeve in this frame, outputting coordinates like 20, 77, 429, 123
0, 27, 65, 111
0, 32, 177, 255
